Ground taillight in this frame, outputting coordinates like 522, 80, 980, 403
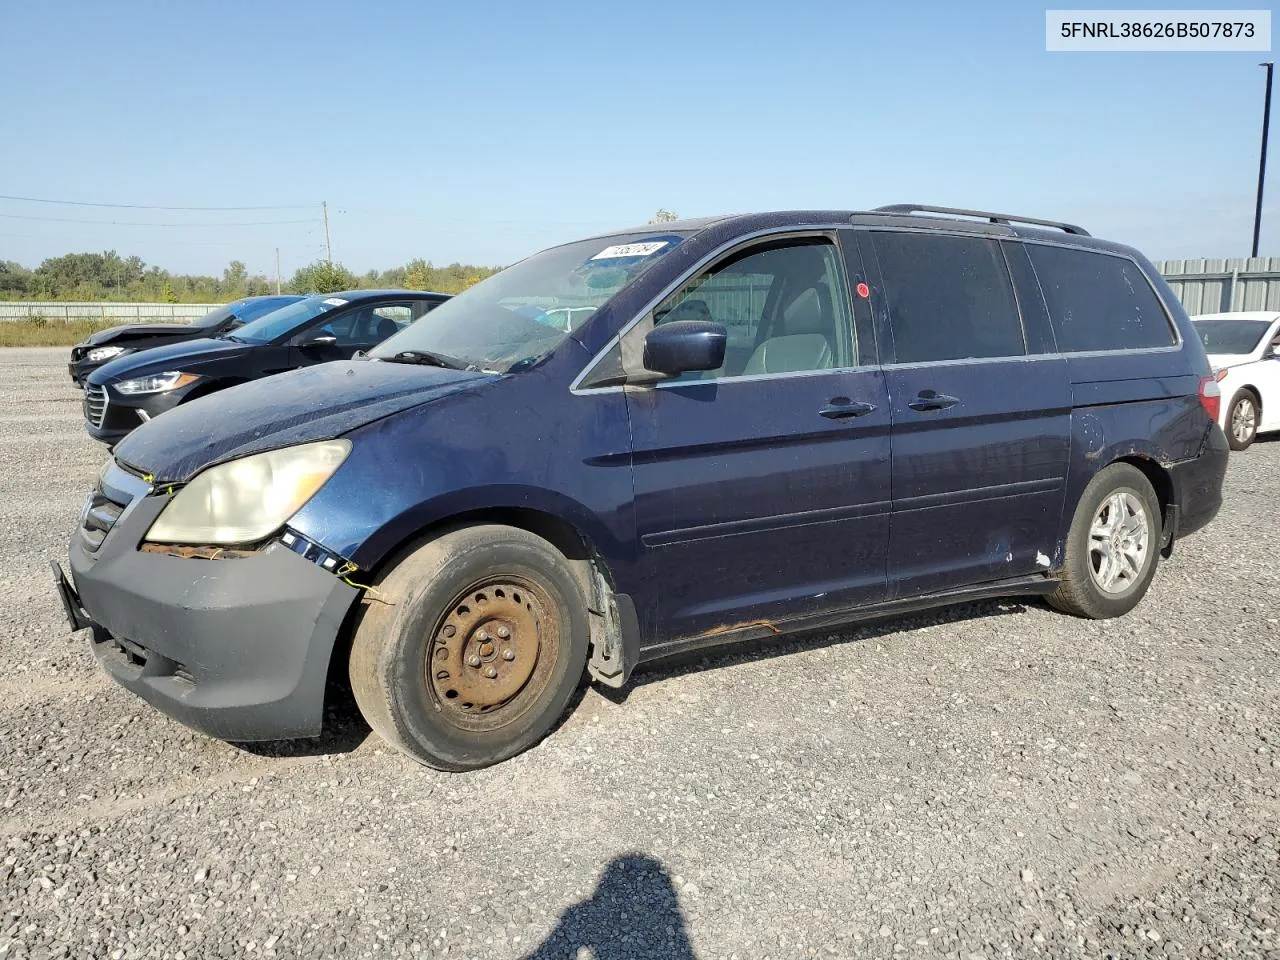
1198, 375, 1221, 422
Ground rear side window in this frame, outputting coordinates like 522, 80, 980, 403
873, 232, 1025, 363
1026, 245, 1175, 352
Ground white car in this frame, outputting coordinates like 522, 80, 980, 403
1192, 311, 1280, 450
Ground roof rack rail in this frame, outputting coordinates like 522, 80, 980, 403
872, 204, 1091, 237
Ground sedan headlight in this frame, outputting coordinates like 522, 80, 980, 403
146, 440, 351, 545
114, 371, 201, 395
86, 345, 129, 363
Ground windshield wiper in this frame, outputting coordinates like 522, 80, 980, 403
502, 353, 547, 373
221, 334, 247, 343
385, 349, 473, 371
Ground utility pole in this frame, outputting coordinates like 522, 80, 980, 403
1253, 62, 1274, 258
275, 247, 282, 294
322, 201, 333, 265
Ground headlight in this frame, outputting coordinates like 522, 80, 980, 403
114, 371, 201, 395
86, 345, 129, 363
145, 440, 351, 545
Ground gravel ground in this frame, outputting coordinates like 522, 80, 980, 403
1, 345, 1277, 960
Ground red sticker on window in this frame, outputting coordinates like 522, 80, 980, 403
856, 282, 870, 299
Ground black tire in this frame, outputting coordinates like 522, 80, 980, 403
1047, 463, 1162, 620
1226, 389, 1260, 451
349, 524, 590, 771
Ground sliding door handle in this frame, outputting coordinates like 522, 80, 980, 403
819, 399, 877, 420
907, 391, 959, 412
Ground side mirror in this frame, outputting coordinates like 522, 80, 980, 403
641, 321, 727, 378
298, 334, 337, 348
1269, 337, 1280, 358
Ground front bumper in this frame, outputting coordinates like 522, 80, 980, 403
65, 490, 360, 742
70, 355, 110, 386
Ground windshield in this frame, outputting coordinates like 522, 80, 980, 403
229, 296, 343, 343
192, 303, 237, 329
369, 232, 687, 370
1193, 317, 1273, 355
193, 295, 299, 330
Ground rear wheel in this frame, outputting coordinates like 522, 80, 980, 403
1226, 389, 1259, 450
1048, 463, 1162, 619
348, 525, 590, 771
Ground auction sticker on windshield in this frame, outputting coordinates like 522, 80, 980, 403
323, 297, 349, 306
590, 241, 671, 260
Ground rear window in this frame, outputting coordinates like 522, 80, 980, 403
1192, 317, 1273, 355
873, 232, 1026, 363
1026, 245, 1175, 353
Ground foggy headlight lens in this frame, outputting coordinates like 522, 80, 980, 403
145, 440, 351, 545
86, 346, 129, 363
115, 371, 201, 395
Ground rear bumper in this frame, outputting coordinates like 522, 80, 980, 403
66, 492, 360, 742
1169, 423, 1229, 540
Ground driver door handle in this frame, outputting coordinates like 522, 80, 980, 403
907, 391, 960, 412
819, 398, 877, 420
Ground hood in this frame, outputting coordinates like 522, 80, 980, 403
113, 359, 492, 483
84, 322, 199, 347
88, 337, 251, 384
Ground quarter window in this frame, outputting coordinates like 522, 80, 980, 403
652, 239, 854, 380
874, 232, 1026, 363
1026, 245, 1175, 352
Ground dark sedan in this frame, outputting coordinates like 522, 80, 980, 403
68, 294, 303, 386
82, 289, 448, 444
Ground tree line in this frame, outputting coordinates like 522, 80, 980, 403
0, 251, 502, 302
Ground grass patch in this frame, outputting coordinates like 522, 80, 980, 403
0, 318, 117, 347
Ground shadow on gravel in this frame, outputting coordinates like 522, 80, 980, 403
522, 853, 696, 960
601, 597, 1031, 705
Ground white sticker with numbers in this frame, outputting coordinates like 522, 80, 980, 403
589, 241, 669, 260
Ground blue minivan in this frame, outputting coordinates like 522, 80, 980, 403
57, 206, 1229, 770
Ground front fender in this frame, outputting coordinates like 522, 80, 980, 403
285, 358, 639, 587
296, 481, 630, 575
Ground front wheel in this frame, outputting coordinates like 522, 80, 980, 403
1048, 463, 1162, 619
348, 525, 590, 771
1226, 389, 1259, 451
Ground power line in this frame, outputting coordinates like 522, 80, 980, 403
0, 193, 319, 211
0, 212, 317, 227
0, 231, 328, 249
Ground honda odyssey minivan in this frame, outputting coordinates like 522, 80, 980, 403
57, 205, 1229, 770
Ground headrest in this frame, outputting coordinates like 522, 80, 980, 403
780, 287, 825, 336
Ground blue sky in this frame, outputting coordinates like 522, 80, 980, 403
0, 0, 1275, 277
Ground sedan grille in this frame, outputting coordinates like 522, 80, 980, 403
84, 384, 107, 428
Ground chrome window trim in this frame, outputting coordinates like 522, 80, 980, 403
570, 224, 851, 395
571, 362, 883, 395
876, 345, 1183, 371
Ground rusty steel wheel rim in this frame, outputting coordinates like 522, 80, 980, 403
426, 577, 560, 731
